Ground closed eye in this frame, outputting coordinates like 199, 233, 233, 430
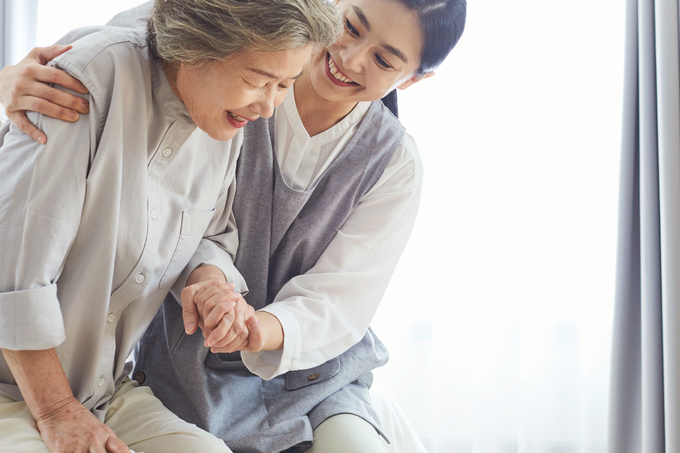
375, 54, 393, 70
345, 17, 358, 37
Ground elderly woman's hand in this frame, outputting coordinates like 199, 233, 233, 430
0, 45, 89, 144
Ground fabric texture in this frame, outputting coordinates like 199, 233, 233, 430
300, 414, 388, 453
102, 0, 424, 384
0, 379, 231, 453
133, 101, 405, 453
608, 0, 680, 451
0, 25, 240, 419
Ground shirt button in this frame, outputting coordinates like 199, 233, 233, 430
133, 371, 146, 385
308, 373, 320, 381
150, 209, 158, 219
135, 274, 145, 284
162, 148, 173, 157
106, 313, 116, 323
98, 377, 106, 387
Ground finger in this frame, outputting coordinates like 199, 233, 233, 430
9, 111, 47, 144
205, 310, 238, 348
243, 316, 264, 353
203, 304, 236, 342
198, 289, 239, 322
212, 325, 250, 352
21, 94, 82, 122
180, 286, 200, 334
194, 280, 236, 302
89, 443, 108, 453
30, 72, 90, 112
33, 59, 88, 94
31, 44, 71, 63
208, 301, 248, 349
105, 435, 131, 453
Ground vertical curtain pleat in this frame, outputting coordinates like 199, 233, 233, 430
609, 0, 680, 452
0, 0, 39, 67
656, 0, 680, 450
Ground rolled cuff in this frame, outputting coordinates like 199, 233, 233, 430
242, 304, 302, 380
171, 239, 248, 302
0, 284, 66, 350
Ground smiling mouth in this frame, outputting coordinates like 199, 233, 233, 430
327, 54, 358, 85
228, 111, 248, 122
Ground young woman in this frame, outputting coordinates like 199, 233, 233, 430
0, 1, 338, 452
0, 0, 466, 451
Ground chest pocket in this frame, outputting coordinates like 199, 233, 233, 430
159, 209, 215, 288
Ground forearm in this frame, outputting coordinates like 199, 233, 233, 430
1, 348, 75, 421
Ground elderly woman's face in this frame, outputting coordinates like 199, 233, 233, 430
171, 45, 312, 141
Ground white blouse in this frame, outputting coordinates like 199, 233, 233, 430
240, 87, 424, 379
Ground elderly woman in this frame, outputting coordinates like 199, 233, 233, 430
0, 1, 339, 452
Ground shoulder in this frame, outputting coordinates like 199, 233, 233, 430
50, 27, 154, 123
52, 26, 149, 77
388, 131, 423, 188
106, 1, 153, 29
364, 131, 423, 197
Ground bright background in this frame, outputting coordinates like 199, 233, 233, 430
32, 1, 625, 452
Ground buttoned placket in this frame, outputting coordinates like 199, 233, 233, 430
91, 121, 192, 404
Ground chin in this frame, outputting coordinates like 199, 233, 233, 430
204, 126, 238, 142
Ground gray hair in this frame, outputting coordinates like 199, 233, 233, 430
148, 0, 340, 65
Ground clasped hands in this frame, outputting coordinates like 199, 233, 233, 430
180, 265, 265, 353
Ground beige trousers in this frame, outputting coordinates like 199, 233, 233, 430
301, 414, 389, 453
0, 378, 230, 453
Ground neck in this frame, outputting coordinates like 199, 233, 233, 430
294, 69, 360, 137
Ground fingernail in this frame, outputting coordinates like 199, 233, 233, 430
69, 111, 78, 120
82, 102, 89, 113
210, 347, 217, 353
38, 136, 46, 145
185, 323, 195, 334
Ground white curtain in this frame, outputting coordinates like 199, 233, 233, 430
608, 0, 680, 451
372, 0, 624, 451
0, 0, 38, 67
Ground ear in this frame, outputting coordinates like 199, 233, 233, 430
397, 71, 435, 90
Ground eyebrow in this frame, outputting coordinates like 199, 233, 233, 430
246, 68, 304, 80
352, 5, 371, 31
351, 6, 408, 64
383, 44, 408, 64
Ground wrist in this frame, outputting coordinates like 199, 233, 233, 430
186, 265, 227, 286
254, 311, 284, 351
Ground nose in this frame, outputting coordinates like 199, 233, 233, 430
339, 40, 367, 74
250, 87, 278, 119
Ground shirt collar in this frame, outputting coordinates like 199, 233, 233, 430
282, 85, 372, 147
150, 58, 195, 128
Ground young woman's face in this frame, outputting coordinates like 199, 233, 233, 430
306, 0, 426, 104
172, 45, 312, 141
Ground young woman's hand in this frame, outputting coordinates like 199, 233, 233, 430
0, 45, 90, 144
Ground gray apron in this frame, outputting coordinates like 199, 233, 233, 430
133, 100, 405, 453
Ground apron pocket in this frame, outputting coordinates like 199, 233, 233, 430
285, 358, 340, 390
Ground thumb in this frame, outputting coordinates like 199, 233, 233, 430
181, 286, 200, 335
34, 44, 73, 64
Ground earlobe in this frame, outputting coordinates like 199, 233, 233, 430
397, 71, 435, 90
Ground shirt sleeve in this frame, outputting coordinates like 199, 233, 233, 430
0, 99, 93, 351
242, 134, 424, 379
